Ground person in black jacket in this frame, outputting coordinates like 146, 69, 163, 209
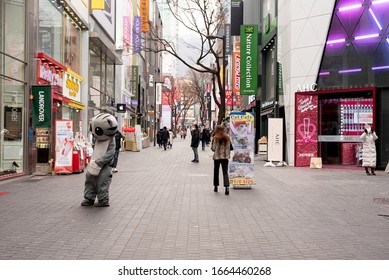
191, 124, 200, 162
157, 128, 163, 148
161, 126, 170, 150
111, 130, 125, 173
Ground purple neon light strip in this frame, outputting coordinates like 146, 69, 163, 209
372, 0, 389, 5
339, 68, 362, 74
386, 38, 389, 45
372, 65, 389, 70
319, 72, 330, 76
338, 4, 363, 11
368, 9, 383, 30
326, 38, 345, 44
355, 33, 379, 40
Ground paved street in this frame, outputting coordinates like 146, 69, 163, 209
0, 137, 389, 260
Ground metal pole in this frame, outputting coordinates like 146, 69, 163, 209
222, 35, 226, 120
154, 81, 157, 146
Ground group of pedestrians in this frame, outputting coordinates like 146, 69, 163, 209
157, 127, 174, 150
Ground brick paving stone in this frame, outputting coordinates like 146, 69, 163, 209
1, 137, 389, 259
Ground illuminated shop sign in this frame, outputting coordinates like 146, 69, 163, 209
63, 70, 83, 102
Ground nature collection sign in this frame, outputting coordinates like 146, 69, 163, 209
240, 25, 258, 95
32, 85, 51, 128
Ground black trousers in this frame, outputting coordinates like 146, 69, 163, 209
213, 159, 229, 187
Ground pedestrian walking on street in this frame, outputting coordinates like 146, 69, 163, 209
191, 124, 200, 162
111, 130, 125, 173
157, 129, 163, 148
200, 127, 210, 151
211, 125, 232, 195
361, 124, 378, 175
168, 129, 174, 148
161, 126, 170, 150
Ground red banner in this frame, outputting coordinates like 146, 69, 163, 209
295, 94, 318, 167
232, 51, 240, 93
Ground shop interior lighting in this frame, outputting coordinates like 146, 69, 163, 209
339, 68, 362, 73
386, 38, 389, 45
372, 65, 389, 70
338, 4, 363, 11
372, 0, 389, 5
326, 38, 346, 44
354, 33, 379, 40
368, 9, 383, 30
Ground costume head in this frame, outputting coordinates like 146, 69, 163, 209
90, 113, 118, 141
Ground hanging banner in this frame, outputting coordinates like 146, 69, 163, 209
54, 120, 74, 174
268, 118, 283, 161
295, 94, 319, 167
240, 25, 258, 95
140, 0, 149, 32
229, 112, 255, 187
130, 66, 139, 96
32, 85, 51, 128
133, 16, 141, 53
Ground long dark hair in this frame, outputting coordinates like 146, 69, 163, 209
213, 125, 229, 145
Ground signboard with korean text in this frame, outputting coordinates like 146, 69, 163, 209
54, 120, 74, 174
140, 0, 149, 32
240, 25, 258, 95
229, 112, 255, 187
295, 94, 319, 167
133, 16, 141, 53
62, 70, 82, 102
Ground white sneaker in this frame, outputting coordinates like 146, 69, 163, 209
112, 168, 118, 173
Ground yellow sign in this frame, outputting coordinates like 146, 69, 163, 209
230, 178, 254, 185
91, 0, 104, 10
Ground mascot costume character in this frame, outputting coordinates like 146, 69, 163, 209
81, 113, 118, 207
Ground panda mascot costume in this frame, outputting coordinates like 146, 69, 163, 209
81, 113, 118, 207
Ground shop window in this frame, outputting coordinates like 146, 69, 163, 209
89, 49, 101, 91
64, 15, 81, 74
38, 0, 63, 62
318, 0, 389, 89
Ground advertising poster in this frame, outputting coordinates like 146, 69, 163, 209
55, 120, 74, 173
161, 105, 171, 129
295, 94, 318, 167
229, 112, 255, 187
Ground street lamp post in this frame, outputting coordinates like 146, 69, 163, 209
207, 34, 227, 121
154, 81, 164, 146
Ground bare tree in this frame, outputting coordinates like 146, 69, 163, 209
147, 0, 229, 125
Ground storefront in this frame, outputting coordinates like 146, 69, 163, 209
0, 0, 27, 178
295, 88, 376, 167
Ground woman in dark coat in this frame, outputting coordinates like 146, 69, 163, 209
191, 124, 200, 162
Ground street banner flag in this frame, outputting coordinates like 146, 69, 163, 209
32, 85, 51, 128
240, 25, 258, 95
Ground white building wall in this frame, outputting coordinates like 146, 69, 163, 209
278, 0, 335, 166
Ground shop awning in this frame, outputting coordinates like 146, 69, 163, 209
68, 100, 85, 110
89, 33, 123, 65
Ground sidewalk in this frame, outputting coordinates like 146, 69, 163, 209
0, 137, 388, 260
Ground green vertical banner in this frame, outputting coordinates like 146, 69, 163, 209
32, 85, 51, 128
240, 24, 258, 95
131, 66, 139, 96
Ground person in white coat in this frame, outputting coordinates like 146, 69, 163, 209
360, 124, 378, 175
